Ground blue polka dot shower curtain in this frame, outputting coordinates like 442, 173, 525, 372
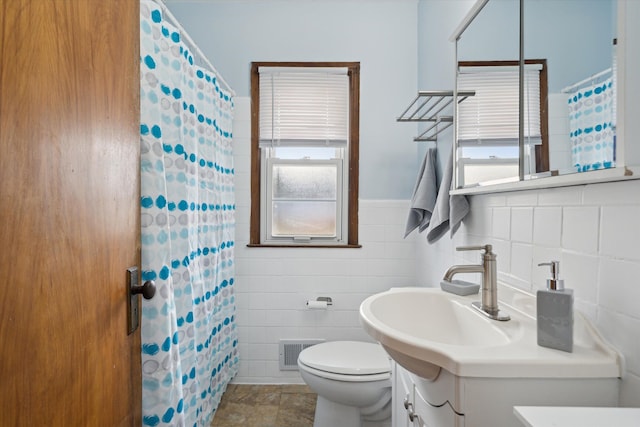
139, 1, 238, 425
568, 75, 616, 172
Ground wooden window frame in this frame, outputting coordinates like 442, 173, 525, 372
248, 61, 361, 248
458, 59, 549, 173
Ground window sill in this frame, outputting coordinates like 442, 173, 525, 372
246, 243, 362, 249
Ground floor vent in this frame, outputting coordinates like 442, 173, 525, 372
279, 339, 325, 370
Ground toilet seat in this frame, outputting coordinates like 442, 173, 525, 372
299, 362, 391, 382
298, 341, 390, 382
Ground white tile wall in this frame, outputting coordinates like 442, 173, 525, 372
231, 98, 417, 383
492, 207, 511, 240
511, 207, 533, 243
600, 206, 640, 261
562, 207, 599, 253
533, 207, 562, 247
437, 180, 640, 406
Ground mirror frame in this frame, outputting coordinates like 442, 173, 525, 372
450, 0, 640, 195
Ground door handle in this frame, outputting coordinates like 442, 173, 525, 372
126, 267, 155, 334
131, 280, 156, 300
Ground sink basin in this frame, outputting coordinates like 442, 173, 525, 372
360, 287, 514, 379
366, 289, 510, 347
359, 286, 621, 380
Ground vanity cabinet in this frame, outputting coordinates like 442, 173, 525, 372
392, 361, 619, 427
363, 287, 622, 427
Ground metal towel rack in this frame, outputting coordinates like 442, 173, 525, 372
397, 90, 475, 142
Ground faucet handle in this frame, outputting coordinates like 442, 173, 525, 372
456, 244, 493, 254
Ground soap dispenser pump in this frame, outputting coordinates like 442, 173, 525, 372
536, 261, 573, 352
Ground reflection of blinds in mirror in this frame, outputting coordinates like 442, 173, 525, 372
259, 67, 349, 147
457, 65, 541, 144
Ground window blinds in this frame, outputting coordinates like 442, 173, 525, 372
457, 65, 541, 145
259, 67, 349, 147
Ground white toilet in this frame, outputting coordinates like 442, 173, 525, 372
298, 341, 392, 427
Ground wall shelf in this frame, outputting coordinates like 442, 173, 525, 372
397, 90, 475, 141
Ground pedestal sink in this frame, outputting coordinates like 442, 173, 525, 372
360, 288, 513, 379
359, 286, 621, 379
364, 288, 511, 346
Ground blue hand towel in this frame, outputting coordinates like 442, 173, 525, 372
426, 150, 469, 243
404, 148, 438, 238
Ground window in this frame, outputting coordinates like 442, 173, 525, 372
249, 62, 360, 247
456, 60, 548, 186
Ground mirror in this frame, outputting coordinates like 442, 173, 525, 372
454, 0, 617, 189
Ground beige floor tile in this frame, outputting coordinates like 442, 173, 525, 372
211, 384, 316, 427
275, 392, 316, 427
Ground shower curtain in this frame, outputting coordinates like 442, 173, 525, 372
139, 1, 238, 425
568, 76, 615, 172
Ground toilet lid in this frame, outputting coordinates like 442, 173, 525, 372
298, 341, 390, 376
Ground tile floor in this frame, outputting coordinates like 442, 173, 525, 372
211, 384, 317, 427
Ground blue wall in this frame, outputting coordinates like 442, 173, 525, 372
418, 0, 476, 181
166, 0, 420, 200
165, 0, 616, 198
458, 0, 615, 93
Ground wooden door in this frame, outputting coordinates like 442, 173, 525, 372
0, 0, 141, 425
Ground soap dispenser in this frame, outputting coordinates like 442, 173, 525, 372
536, 261, 573, 352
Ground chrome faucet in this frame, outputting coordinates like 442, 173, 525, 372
443, 244, 510, 321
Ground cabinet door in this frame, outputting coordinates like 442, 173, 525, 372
393, 362, 416, 427
414, 382, 465, 427
412, 368, 459, 409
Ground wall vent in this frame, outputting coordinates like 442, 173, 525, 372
279, 339, 325, 370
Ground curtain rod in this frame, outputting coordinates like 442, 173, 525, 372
561, 67, 612, 94
152, 0, 236, 97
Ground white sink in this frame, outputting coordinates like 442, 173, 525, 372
359, 286, 621, 380
364, 289, 511, 346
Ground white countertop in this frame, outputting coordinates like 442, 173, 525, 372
514, 406, 640, 427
